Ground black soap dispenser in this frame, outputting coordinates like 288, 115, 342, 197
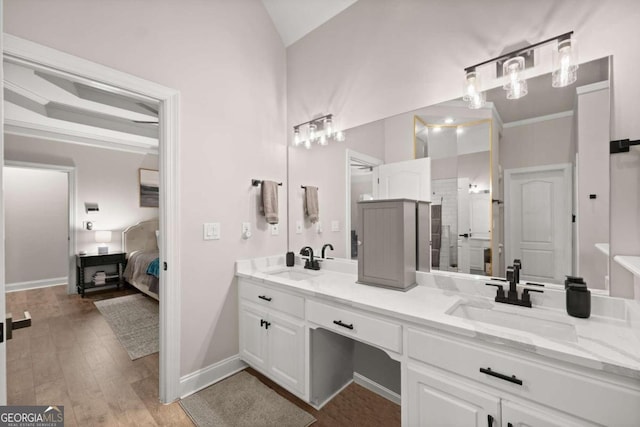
565, 276, 590, 318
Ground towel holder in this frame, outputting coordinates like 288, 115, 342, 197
610, 138, 640, 154
252, 179, 282, 187
301, 185, 319, 190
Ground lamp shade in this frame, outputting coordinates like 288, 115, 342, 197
95, 230, 112, 244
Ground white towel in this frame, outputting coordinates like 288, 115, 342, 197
260, 181, 279, 224
304, 186, 319, 224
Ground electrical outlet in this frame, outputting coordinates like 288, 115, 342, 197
242, 222, 252, 239
271, 224, 279, 235
331, 220, 340, 232
295, 220, 303, 234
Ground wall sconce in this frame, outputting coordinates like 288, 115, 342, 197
463, 31, 577, 109
95, 230, 112, 254
292, 114, 345, 149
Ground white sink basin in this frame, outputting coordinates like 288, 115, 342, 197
266, 269, 315, 281
448, 302, 578, 342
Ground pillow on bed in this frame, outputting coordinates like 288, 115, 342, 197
155, 230, 160, 248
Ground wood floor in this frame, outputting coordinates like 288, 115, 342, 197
6, 284, 192, 426
7, 284, 401, 427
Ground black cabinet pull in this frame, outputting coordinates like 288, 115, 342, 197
265, 321, 271, 330
258, 295, 272, 302
508, 423, 513, 427
260, 319, 266, 328
479, 367, 523, 385
333, 320, 354, 330
487, 415, 494, 426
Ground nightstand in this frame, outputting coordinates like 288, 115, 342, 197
76, 252, 127, 297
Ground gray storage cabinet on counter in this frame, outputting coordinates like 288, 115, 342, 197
357, 199, 430, 290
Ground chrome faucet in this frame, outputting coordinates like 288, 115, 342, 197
321, 243, 334, 259
486, 259, 543, 308
300, 246, 320, 270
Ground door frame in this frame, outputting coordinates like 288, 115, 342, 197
4, 161, 77, 294
2, 34, 182, 403
504, 163, 573, 281
345, 149, 383, 257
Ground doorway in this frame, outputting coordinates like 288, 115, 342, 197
1, 34, 181, 404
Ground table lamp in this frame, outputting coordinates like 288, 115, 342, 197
95, 230, 112, 254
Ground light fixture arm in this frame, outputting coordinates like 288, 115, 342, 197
293, 114, 333, 130
464, 31, 573, 73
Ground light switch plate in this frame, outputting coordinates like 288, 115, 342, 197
295, 220, 303, 234
204, 223, 220, 240
331, 220, 340, 232
271, 224, 279, 235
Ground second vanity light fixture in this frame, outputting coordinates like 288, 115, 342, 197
293, 114, 345, 149
463, 31, 578, 109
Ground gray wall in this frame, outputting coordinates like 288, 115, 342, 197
4, 167, 68, 284
5, 134, 159, 254
500, 116, 574, 171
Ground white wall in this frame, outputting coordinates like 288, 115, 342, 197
4, 0, 287, 377
287, 0, 640, 296
4, 167, 67, 284
4, 135, 159, 254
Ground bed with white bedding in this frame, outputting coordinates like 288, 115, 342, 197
122, 219, 160, 300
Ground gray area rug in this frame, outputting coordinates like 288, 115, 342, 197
94, 294, 159, 360
180, 371, 316, 427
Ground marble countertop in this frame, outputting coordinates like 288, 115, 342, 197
236, 256, 640, 381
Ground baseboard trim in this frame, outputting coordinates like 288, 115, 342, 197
6, 277, 67, 293
353, 372, 401, 405
179, 354, 247, 399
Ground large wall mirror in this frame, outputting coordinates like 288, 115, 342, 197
288, 56, 611, 291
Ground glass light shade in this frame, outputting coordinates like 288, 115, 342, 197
293, 127, 301, 146
335, 130, 345, 142
308, 123, 317, 141
506, 78, 528, 99
318, 134, 328, 145
325, 117, 333, 137
552, 38, 578, 88
95, 230, 112, 244
468, 91, 486, 109
463, 70, 481, 101
304, 139, 311, 149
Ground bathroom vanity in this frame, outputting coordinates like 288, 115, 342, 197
236, 256, 640, 426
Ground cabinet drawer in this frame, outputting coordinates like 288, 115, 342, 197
307, 300, 402, 353
239, 280, 304, 319
408, 328, 640, 426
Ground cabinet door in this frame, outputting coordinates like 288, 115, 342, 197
267, 311, 305, 396
239, 303, 268, 371
501, 400, 599, 427
408, 364, 500, 427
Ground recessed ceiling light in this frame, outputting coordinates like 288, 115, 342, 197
444, 117, 454, 124
433, 126, 442, 133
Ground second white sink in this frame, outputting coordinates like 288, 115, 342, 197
448, 302, 578, 342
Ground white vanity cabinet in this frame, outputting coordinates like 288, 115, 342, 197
238, 279, 306, 397
406, 328, 639, 426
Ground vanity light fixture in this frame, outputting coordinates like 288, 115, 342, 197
292, 114, 344, 148
463, 31, 577, 108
